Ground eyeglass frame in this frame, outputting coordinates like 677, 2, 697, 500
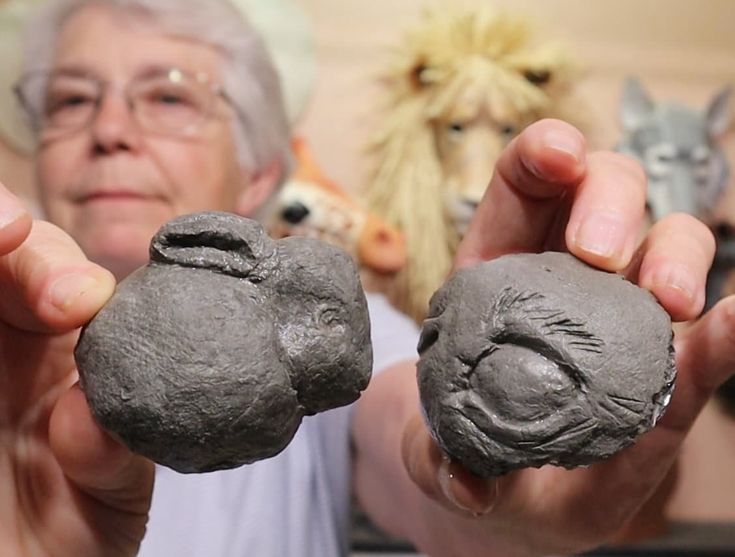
13, 67, 245, 140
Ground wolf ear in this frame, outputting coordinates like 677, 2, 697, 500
620, 77, 654, 131
706, 86, 732, 137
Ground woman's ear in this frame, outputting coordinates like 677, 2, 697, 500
234, 160, 283, 217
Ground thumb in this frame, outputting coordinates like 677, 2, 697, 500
0, 220, 116, 333
677, 295, 735, 395
662, 295, 735, 433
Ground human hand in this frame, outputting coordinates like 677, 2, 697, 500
0, 184, 153, 557
401, 119, 730, 556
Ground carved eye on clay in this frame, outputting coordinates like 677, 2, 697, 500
471, 344, 578, 422
418, 252, 675, 477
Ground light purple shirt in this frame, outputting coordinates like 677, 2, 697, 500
138, 293, 420, 557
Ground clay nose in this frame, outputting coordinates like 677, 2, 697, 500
282, 202, 310, 224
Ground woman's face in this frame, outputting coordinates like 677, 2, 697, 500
35, 4, 253, 279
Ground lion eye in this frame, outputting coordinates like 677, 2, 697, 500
523, 69, 552, 85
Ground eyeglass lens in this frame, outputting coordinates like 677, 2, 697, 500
25, 71, 216, 137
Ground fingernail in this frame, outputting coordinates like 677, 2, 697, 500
49, 273, 101, 311
437, 456, 497, 516
543, 130, 584, 164
0, 207, 26, 229
648, 264, 698, 303
573, 211, 629, 260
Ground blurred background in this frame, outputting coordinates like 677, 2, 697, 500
294, 0, 735, 219
3, 0, 735, 211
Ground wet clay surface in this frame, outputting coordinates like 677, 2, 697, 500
76, 212, 372, 473
418, 252, 675, 477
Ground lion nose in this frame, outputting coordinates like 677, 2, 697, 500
282, 202, 310, 224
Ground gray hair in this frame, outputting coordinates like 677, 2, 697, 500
21, 0, 293, 190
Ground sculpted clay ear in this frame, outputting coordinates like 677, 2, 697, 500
150, 211, 274, 279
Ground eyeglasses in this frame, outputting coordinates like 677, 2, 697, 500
14, 68, 237, 140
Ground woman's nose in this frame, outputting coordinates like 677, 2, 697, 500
89, 90, 142, 154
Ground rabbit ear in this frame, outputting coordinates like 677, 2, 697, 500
150, 211, 275, 280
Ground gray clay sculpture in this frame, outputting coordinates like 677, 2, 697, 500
75, 211, 372, 473
417, 252, 675, 477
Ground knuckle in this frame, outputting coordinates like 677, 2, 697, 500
594, 151, 647, 186
614, 152, 646, 181
29, 219, 72, 243
528, 117, 580, 135
654, 213, 716, 262
697, 295, 735, 395
7, 219, 87, 290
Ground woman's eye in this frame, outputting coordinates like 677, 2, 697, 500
142, 84, 197, 108
63, 95, 89, 106
156, 94, 186, 105
48, 94, 93, 112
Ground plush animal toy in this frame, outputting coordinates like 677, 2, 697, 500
364, 5, 578, 322
269, 138, 406, 275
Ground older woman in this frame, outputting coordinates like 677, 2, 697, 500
1, 0, 732, 556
